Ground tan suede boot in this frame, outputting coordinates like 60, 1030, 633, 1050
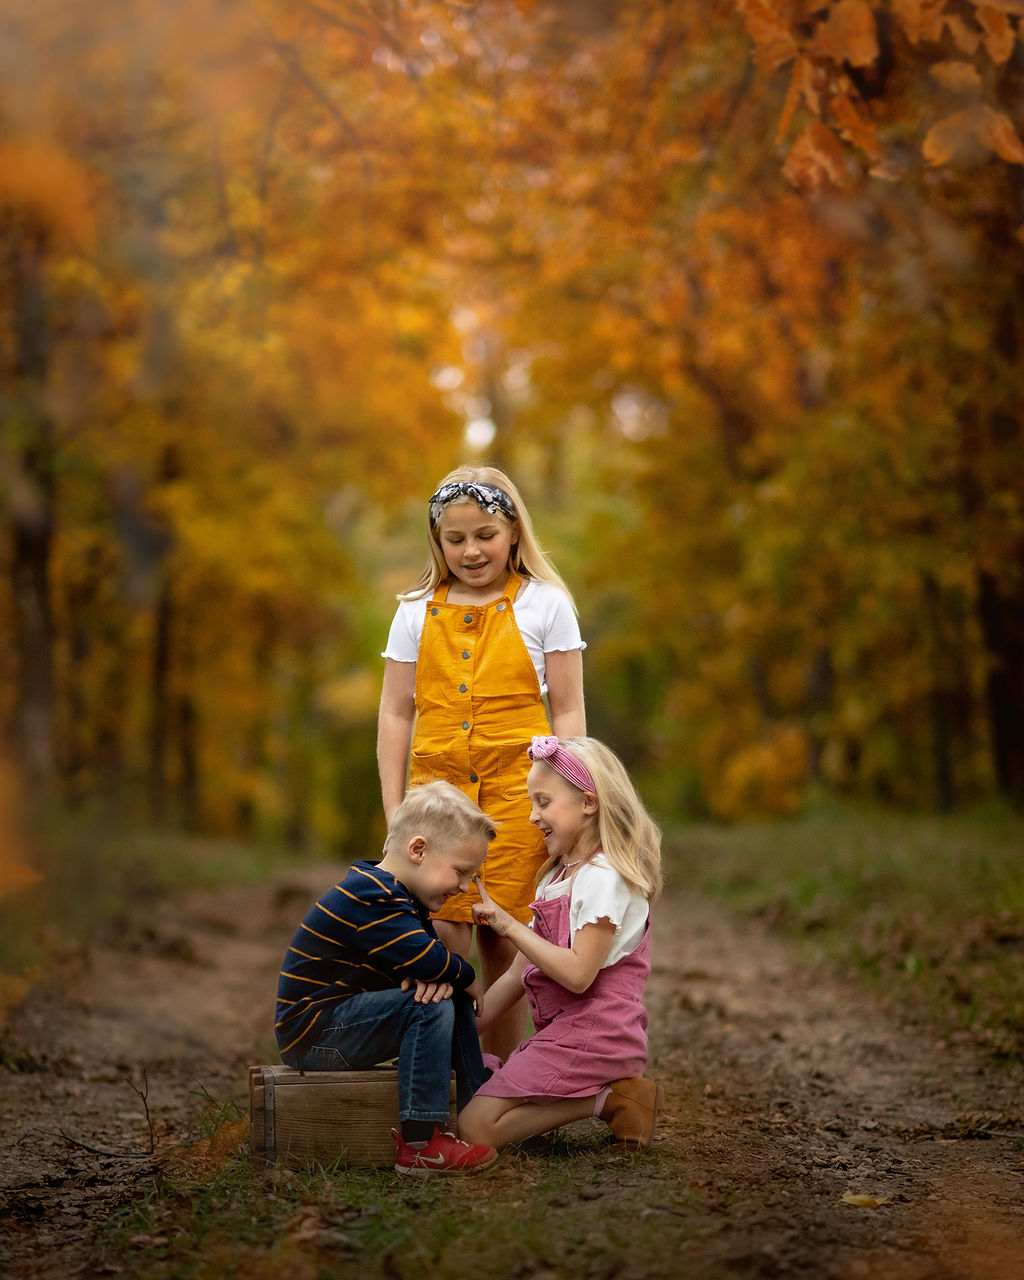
599, 1076, 665, 1149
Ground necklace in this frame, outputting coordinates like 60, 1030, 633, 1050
559, 858, 584, 870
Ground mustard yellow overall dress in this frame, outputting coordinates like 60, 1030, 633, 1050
409, 571, 550, 924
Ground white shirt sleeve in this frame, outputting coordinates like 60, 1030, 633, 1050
538, 855, 649, 966
381, 598, 428, 664
380, 582, 585, 694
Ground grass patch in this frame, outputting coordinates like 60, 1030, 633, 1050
664, 800, 1024, 1060
97, 1114, 671, 1280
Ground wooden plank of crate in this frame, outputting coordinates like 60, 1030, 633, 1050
249, 1065, 457, 1169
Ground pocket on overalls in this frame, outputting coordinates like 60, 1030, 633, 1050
487, 741, 531, 801
409, 750, 454, 786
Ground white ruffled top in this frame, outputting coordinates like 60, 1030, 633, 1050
534, 851, 649, 967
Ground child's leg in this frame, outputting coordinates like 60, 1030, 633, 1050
477, 929, 527, 1062
435, 921, 525, 1061
459, 1092, 597, 1149
434, 919, 471, 957
282, 987, 458, 1142
450, 989, 488, 1111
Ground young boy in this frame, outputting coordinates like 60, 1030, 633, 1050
275, 780, 499, 1175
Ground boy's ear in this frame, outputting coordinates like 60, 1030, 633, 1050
407, 835, 427, 863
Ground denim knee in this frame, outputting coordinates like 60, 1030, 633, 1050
409, 994, 456, 1035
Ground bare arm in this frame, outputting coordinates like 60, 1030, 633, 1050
472, 877, 614, 994
474, 953, 527, 1034
377, 659, 417, 823
545, 647, 586, 738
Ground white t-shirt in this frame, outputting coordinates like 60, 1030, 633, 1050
534, 853, 649, 966
381, 579, 585, 695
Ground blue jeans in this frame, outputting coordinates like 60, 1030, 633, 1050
280, 987, 486, 1125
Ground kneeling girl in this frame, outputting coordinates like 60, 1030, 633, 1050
459, 735, 664, 1151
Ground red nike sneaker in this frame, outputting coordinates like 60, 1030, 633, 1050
392, 1127, 499, 1176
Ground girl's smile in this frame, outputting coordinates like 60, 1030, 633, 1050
527, 761, 597, 864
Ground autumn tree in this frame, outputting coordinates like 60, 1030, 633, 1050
4, 0, 1022, 838
732, 0, 1024, 805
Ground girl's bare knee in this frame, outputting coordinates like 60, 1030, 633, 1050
458, 1111, 489, 1146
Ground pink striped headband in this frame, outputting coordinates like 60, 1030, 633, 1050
527, 736, 596, 794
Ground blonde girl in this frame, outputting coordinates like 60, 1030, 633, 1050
459, 735, 664, 1152
377, 466, 586, 1059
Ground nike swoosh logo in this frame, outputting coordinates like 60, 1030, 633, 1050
418, 1153, 448, 1165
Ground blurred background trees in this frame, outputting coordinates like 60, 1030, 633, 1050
2, 0, 1023, 857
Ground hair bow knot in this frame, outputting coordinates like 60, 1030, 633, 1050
527, 735, 596, 795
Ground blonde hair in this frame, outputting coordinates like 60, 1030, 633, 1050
398, 464, 576, 607
384, 780, 497, 854
534, 737, 662, 901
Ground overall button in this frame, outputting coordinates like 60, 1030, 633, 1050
431, 607, 438, 616
464, 613, 473, 623
469, 773, 478, 783
462, 650, 471, 660
496, 603, 506, 612
459, 683, 468, 693
462, 721, 470, 730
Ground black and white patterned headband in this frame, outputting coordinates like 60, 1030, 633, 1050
428, 481, 517, 529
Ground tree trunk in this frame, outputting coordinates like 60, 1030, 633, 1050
7, 224, 56, 793
146, 444, 182, 824
147, 574, 173, 823
178, 689, 200, 832
978, 570, 1024, 809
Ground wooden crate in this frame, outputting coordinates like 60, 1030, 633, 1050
249, 1064, 458, 1169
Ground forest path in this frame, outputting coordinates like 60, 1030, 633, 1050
1, 862, 1022, 1278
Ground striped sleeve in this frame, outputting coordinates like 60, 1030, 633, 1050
344, 866, 475, 986
274, 861, 476, 1057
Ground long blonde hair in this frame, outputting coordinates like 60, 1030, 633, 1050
398, 464, 576, 606
535, 736, 663, 901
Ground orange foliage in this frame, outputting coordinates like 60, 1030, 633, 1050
1, 0, 1021, 828
924, 103, 1024, 165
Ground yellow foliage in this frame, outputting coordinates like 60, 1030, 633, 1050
316, 671, 380, 725
703, 727, 809, 821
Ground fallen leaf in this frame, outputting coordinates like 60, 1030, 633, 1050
841, 1191, 892, 1209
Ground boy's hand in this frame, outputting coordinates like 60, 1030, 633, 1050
471, 875, 515, 937
401, 978, 453, 1003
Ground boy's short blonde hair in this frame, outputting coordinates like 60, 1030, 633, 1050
384, 780, 497, 853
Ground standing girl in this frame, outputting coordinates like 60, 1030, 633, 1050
377, 466, 586, 1059
458, 735, 664, 1152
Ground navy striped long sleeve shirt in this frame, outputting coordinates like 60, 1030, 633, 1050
275, 860, 476, 1056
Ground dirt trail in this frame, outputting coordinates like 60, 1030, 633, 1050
1, 864, 1022, 1278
